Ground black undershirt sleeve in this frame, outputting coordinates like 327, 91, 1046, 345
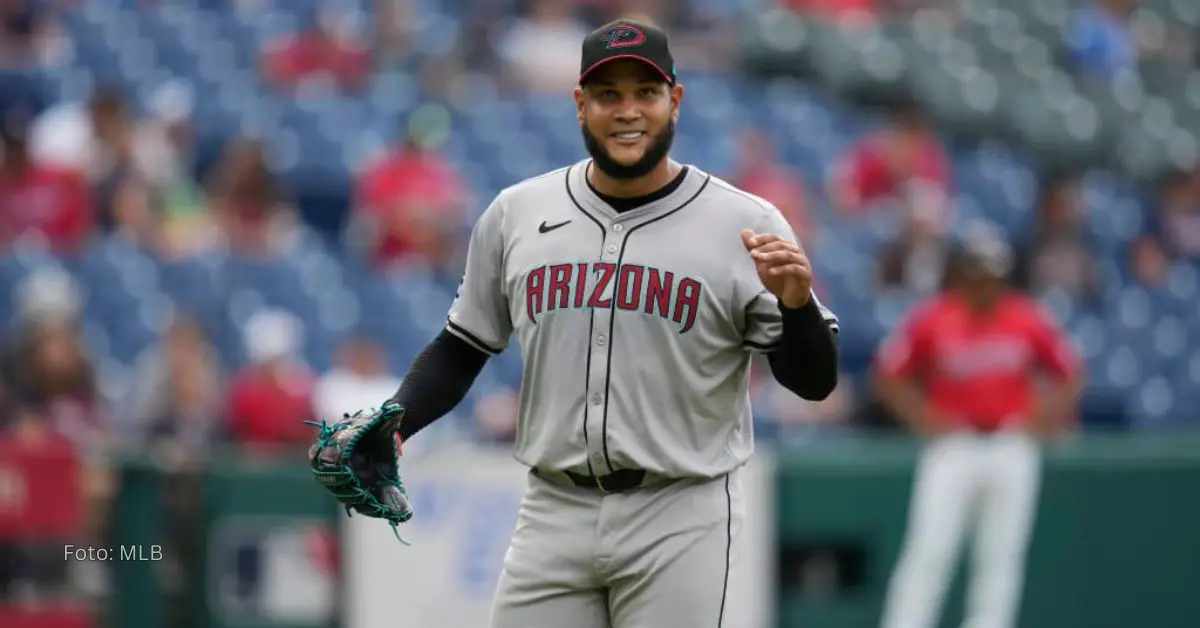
389, 329, 491, 442
388, 300, 836, 440
765, 299, 840, 400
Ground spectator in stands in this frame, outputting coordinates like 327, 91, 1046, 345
30, 82, 154, 248
1066, 0, 1137, 80
1, 267, 79, 429
0, 266, 94, 598
225, 308, 315, 454
260, 7, 370, 93
205, 137, 297, 258
4, 301, 104, 451
497, 0, 589, 94
312, 333, 401, 422
351, 108, 467, 276
134, 80, 196, 192
0, 0, 61, 69
829, 98, 951, 223
84, 98, 162, 251
450, 0, 507, 76
30, 85, 131, 185
2, 275, 114, 581
1143, 167, 1200, 262
1012, 172, 1100, 300
135, 81, 221, 259
1127, 234, 1171, 288
1068, 0, 1196, 79
0, 109, 93, 254
732, 129, 814, 245
372, 0, 417, 68
107, 171, 168, 251
123, 314, 225, 467
874, 202, 950, 296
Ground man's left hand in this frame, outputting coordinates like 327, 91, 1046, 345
741, 229, 813, 309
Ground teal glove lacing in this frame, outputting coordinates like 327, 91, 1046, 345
307, 415, 412, 545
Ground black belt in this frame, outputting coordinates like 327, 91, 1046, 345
534, 468, 648, 493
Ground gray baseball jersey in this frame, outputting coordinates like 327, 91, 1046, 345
446, 159, 837, 479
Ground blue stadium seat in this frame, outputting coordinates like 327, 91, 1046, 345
1067, 312, 1108, 360
1165, 262, 1200, 303
1099, 343, 1145, 392
1127, 376, 1181, 428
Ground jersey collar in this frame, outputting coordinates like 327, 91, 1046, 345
568, 159, 708, 226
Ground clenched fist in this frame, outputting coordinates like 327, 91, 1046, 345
741, 229, 813, 309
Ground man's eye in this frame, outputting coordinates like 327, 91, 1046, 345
639, 88, 657, 97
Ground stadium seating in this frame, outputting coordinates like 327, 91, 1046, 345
3, 1, 1197, 428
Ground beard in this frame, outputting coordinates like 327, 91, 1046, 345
581, 118, 675, 181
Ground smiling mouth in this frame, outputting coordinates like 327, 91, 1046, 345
611, 131, 645, 141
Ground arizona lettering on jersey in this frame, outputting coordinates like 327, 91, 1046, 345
525, 262, 702, 333
446, 161, 838, 478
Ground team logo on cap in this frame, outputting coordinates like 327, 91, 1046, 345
602, 24, 646, 49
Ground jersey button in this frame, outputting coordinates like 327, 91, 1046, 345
590, 393, 603, 405
613, 224, 624, 232
607, 244, 617, 253
596, 335, 605, 346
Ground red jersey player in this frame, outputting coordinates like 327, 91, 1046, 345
873, 233, 1083, 628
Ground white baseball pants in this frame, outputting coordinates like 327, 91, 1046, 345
488, 468, 746, 628
879, 431, 1042, 628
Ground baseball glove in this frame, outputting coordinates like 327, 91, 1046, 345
307, 401, 413, 543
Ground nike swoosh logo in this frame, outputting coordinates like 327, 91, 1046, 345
538, 220, 571, 234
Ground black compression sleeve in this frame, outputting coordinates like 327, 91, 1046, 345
389, 329, 490, 441
766, 299, 839, 400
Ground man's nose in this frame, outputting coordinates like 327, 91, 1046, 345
614, 102, 642, 122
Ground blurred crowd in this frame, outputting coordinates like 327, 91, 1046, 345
0, 0, 1195, 450
0, 0, 1196, 607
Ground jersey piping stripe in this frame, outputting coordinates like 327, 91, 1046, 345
715, 176, 841, 330
592, 174, 711, 472
564, 164, 608, 479
741, 299, 780, 353
716, 474, 732, 628
446, 320, 502, 356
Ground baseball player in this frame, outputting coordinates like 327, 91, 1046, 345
873, 234, 1083, 628
386, 18, 838, 628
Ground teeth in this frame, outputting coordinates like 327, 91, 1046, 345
614, 132, 643, 139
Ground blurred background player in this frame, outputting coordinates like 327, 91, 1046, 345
872, 231, 1084, 628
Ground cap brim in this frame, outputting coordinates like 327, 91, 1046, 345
579, 55, 674, 85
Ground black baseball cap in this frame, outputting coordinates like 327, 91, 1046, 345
579, 19, 676, 86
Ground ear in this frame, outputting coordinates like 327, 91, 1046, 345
670, 83, 684, 123
574, 86, 586, 124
